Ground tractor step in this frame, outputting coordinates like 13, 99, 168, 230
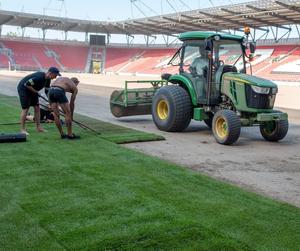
257, 112, 288, 122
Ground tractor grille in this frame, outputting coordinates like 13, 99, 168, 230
245, 85, 276, 109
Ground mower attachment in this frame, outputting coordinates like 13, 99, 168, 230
110, 80, 166, 117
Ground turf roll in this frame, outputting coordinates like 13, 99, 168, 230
0, 133, 27, 143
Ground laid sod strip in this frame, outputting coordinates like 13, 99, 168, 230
0, 96, 300, 250
0, 94, 164, 144
74, 113, 164, 144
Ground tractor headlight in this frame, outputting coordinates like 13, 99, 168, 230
251, 85, 270, 94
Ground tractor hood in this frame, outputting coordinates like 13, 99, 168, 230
223, 72, 277, 88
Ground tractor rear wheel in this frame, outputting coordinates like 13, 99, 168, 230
260, 119, 288, 142
212, 110, 241, 145
152, 85, 192, 132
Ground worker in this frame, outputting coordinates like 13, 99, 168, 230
48, 77, 80, 139
189, 45, 209, 77
26, 90, 55, 123
17, 67, 61, 135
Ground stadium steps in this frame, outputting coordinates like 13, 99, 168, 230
44, 45, 66, 71
46, 44, 89, 72
32, 56, 44, 71
85, 47, 93, 73
0, 42, 16, 68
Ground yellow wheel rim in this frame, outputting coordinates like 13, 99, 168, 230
215, 117, 228, 139
157, 100, 169, 120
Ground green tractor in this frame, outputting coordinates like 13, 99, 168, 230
110, 31, 288, 145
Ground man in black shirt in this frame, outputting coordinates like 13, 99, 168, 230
17, 67, 61, 135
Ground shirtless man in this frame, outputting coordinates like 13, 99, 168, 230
48, 77, 80, 139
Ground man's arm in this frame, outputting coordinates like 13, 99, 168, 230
64, 78, 79, 118
69, 87, 78, 119
26, 85, 38, 94
24, 75, 43, 94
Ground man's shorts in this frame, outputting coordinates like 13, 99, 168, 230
18, 88, 39, 109
48, 87, 68, 104
40, 109, 54, 121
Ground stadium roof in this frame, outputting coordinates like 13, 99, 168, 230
0, 0, 300, 37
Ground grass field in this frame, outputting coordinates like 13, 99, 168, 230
0, 96, 300, 250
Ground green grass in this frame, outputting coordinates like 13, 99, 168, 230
0, 96, 300, 250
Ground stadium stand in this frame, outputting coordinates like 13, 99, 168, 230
0, 38, 89, 72
46, 44, 89, 72
1, 37, 300, 82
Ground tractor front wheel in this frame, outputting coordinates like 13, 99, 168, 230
260, 119, 288, 142
152, 85, 192, 132
212, 110, 241, 145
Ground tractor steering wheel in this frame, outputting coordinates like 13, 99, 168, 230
218, 60, 224, 67
213, 60, 224, 70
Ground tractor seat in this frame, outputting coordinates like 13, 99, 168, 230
215, 65, 238, 84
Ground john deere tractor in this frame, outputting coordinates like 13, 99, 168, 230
110, 31, 288, 145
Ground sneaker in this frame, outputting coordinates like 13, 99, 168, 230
61, 134, 67, 139
67, 134, 80, 140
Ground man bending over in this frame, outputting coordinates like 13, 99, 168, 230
17, 67, 60, 135
48, 77, 80, 139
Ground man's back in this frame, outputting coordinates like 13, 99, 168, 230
18, 72, 50, 92
51, 77, 77, 93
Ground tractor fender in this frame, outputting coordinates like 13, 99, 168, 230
168, 74, 197, 106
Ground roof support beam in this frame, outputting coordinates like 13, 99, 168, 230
126, 34, 134, 46
199, 10, 247, 30
144, 35, 156, 46
162, 16, 210, 30
97, 23, 109, 34
180, 14, 223, 30
220, 8, 269, 31
162, 34, 179, 46
108, 23, 132, 36
275, 1, 300, 13
133, 20, 179, 34
42, 28, 47, 40
64, 22, 79, 32
147, 19, 187, 33
246, 5, 299, 25
21, 27, 26, 37
123, 22, 154, 35
21, 19, 38, 28
221, 8, 290, 30
0, 16, 16, 25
